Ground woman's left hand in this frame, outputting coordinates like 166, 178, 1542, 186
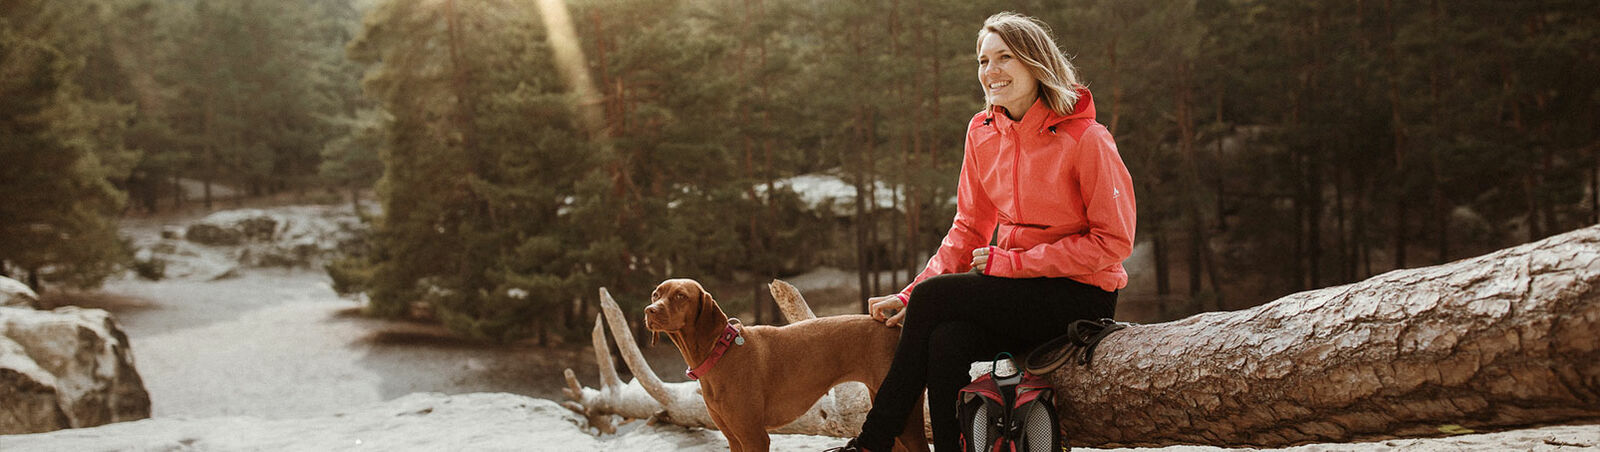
970, 247, 990, 274
868, 295, 908, 328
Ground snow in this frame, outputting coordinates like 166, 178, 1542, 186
5, 391, 1597, 451
758, 173, 903, 217
93, 271, 591, 420
0, 392, 843, 451
122, 204, 369, 280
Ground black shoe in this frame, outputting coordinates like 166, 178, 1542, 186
822, 438, 867, 452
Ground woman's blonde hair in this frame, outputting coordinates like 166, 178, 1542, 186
977, 12, 1082, 116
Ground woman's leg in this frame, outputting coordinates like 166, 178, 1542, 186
925, 321, 996, 450
855, 273, 1116, 450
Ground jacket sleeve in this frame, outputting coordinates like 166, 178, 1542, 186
897, 126, 998, 304
984, 126, 1135, 279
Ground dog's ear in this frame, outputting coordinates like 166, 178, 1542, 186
694, 284, 721, 327
694, 287, 709, 320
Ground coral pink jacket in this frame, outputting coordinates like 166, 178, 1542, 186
899, 88, 1136, 301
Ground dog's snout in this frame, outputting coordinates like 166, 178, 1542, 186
645, 304, 661, 317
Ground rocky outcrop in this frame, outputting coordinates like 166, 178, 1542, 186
150, 207, 366, 278
0, 276, 39, 309
0, 306, 149, 434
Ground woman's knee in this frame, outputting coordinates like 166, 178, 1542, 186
908, 273, 981, 312
925, 322, 989, 375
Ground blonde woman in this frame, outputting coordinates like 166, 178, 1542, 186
829, 12, 1136, 451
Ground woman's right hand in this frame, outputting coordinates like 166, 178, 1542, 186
868, 295, 908, 328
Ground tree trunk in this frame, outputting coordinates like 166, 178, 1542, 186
349, 187, 364, 218
1591, 146, 1598, 225
171, 174, 182, 210
27, 269, 42, 293
203, 175, 213, 210
1154, 232, 1171, 296
1052, 224, 1600, 447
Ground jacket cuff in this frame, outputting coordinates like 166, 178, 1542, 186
895, 293, 909, 306
983, 246, 1018, 277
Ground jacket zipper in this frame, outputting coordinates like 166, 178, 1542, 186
1006, 129, 1023, 249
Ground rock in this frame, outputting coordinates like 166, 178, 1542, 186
1, 276, 40, 309
0, 335, 70, 433
184, 223, 243, 246
183, 209, 281, 246
164, 207, 361, 272
236, 216, 278, 241
209, 267, 241, 281
159, 226, 183, 240
0, 306, 150, 434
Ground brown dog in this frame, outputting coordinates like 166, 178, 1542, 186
644, 278, 928, 452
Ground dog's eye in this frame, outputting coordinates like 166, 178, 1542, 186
674, 293, 685, 301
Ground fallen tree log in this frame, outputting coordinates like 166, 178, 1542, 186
1055, 225, 1600, 447
562, 225, 1600, 446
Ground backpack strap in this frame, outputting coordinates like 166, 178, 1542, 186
1022, 318, 1133, 375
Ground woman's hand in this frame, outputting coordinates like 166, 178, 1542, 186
970, 247, 990, 274
868, 295, 908, 328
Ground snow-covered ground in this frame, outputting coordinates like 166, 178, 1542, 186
5, 203, 1598, 451
88, 270, 601, 420
7, 392, 1597, 451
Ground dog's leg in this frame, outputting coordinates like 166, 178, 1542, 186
892, 393, 931, 452
729, 431, 769, 452
719, 414, 771, 452
708, 409, 744, 452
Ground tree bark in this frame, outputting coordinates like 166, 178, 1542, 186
1052, 224, 1600, 447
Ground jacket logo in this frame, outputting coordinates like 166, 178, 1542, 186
1112, 188, 1121, 199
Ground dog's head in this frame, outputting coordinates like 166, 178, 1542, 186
644, 278, 719, 336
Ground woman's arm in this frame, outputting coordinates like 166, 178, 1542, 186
983, 126, 1136, 278
894, 122, 999, 304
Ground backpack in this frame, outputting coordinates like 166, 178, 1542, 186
957, 353, 1064, 452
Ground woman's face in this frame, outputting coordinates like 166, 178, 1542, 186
978, 32, 1039, 118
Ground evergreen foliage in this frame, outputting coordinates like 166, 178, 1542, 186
344, 0, 1597, 338
1, 0, 1594, 335
349, 0, 592, 341
0, 1, 138, 290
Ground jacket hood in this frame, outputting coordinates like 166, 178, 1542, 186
986, 87, 1096, 133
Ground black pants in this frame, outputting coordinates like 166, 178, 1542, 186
857, 272, 1117, 451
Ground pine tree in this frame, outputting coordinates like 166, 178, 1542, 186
351, 0, 590, 341
0, 1, 138, 289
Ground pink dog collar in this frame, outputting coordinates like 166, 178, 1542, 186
686, 319, 743, 380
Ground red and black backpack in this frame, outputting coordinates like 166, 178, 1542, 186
957, 353, 1063, 452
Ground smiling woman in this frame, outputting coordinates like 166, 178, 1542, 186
832, 11, 1138, 452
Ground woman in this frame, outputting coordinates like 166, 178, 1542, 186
831, 12, 1136, 452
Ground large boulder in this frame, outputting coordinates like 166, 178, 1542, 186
0, 306, 150, 434
181, 209, 281, 247
0, 276, 39, 309
182, 223, 245, 246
